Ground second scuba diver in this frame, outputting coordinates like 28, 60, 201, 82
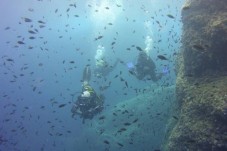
129, 51, 163, 82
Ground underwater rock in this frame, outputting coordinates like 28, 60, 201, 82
181, 0, 227, 78
164, 0, 227, 151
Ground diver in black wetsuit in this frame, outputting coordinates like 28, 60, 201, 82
129, 51, 162, 82
71, 66, 104, 123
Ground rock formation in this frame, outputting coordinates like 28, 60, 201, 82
164, 0, 227, 150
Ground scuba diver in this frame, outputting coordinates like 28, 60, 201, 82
94, 58, 120, 78
71, 65, 104, 123
128, 51, 162, 82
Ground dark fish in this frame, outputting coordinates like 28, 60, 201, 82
94, 36, 103, 41
129, 70, 135, 75
136, 46, 143, 51
18, 41, 25, 44
39, 25, 45, 28
59, 104, 66, 108
114, 74, 119, 78
117, 142, 124, 147
120, 77, 124, 81
23, 17, 32, 22
33, 87, 36, 91
55, 9, 58, 13
124, 122, 131, 126
132, 118, 138, 123
113, 112, 117, 116
125, 81, 128, 88
5, 26, 10, 30
167, 14, 175, 19
103, 140, 110, 144
99, 115, 105, 120
157, 55, 168, 60
117, 127, 127, 132
38, 20, 45, 24
6, 58, 14, 62
192, 44, 205, 51
28, 30, 36, 34
69, 61, 75, 64
172, 116, 178, 120
29, 36, 35, 39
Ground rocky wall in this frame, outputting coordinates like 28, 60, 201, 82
164, 0, 227, 150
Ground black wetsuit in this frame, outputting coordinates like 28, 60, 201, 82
71, 88, 104, 121
135, 52, 160, 82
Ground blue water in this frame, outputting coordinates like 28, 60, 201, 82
0, 0, 185, 150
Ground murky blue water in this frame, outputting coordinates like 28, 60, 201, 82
0, 0, 185, 150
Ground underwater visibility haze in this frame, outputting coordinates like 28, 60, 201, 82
2, 0, 227, 151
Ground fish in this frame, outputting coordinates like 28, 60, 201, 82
28, 30, 36, 34
117, 142, 124, 147
172, 116, 179, 120
6, 58, 14, 62
5, 26, 10, 30
132, 118, 138, 123
99, 115, 105, 120
192, 44, 205, 51
125, 81, 128, 88
23, 17, 32, 22
39, 25, 45, 28
136, 46, 143, 51
29, 36, 36, 39
124, 122, 131, 126
38, 20, 45, 24
33, 87, 36, 91
120, 77, 125, 81
58, 104, 66, 108
114, 74, 119, 78
94, 36, 103, 41
167, 14, 175, 19
117, 128, 127, 133
18, 41, 25, 44
103, 140, 110, 144
157, 55, 168, 60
